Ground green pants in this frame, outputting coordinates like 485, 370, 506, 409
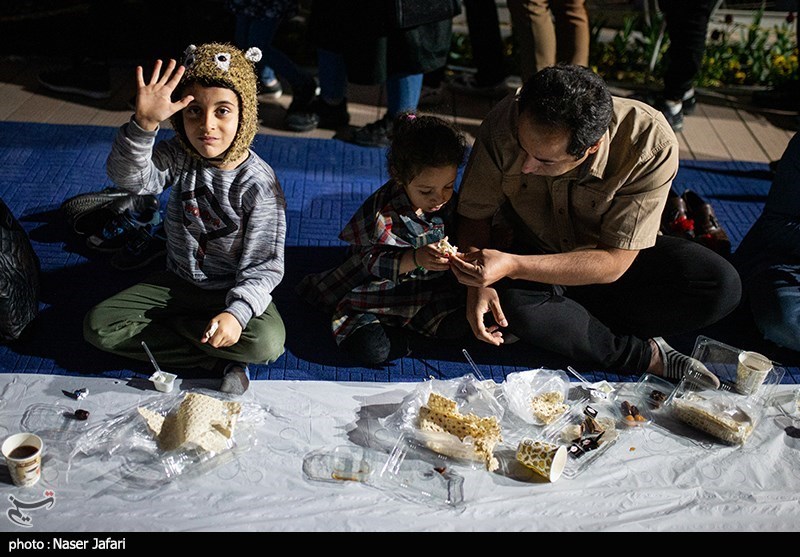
84, 270, 285, 371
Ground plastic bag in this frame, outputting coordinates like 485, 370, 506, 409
66, 389, 270, 488
502, 368, 571, 426
0, 197, 40, 341
382, 374, 504, 471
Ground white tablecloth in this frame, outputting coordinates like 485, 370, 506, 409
0, 373, 798, 532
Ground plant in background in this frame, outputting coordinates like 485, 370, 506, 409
699, 9, 798, 87
588, 8, 798, 89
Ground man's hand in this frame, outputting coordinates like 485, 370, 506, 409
466, 286, 508, 346
134, 59, 194, 131
201, 312, 242, 348
450, 249, 517, 287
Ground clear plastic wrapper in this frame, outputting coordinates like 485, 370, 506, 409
689, 336, 784, 400
302, 435, 465, 509
65, 389, 271, 488
381, 374, 504, 471
535, 400, 620, 479
670, 389, 758, 445
666, 336, 785, 446
632, 373, 678, 411
501, 368, 572, 426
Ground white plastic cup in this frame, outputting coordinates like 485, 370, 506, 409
736, 351, 772, 395
2, 433, 43, 487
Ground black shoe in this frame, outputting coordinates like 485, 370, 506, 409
61, 188, 134, 236
351, 115, 393, 148
312, 97, 350, 129
110, 223, 167, 271
38, 60, 111, 100
284, 79, 321, 132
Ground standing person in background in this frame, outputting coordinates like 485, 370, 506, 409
506, 0, 590, 81
648, 0, 717, 131
293, 0, 455, 147
226, 0, 320, 129
446, 0, 511, 98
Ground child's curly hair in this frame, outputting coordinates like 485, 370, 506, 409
387, 112, 468, 187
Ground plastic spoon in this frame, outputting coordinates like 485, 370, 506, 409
567, 366, 614, 401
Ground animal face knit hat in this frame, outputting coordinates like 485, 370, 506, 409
170, 42, 263, 164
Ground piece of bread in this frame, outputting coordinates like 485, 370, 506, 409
530, 391, 569, 424
418, 393, 502, 471
437, 237, 458, 257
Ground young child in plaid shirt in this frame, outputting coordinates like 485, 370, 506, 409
298, 113, 469, 365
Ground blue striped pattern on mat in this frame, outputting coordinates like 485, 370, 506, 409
0, 121, 797, 384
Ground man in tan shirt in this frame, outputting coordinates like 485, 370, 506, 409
450, 65, 740, 382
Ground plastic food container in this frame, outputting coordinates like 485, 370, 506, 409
633, 373, 678, 411
536, 400, 620, 479
149, 371, 177, 393
614, 396, 653, 428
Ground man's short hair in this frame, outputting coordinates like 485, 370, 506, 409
518, 64, 613, 159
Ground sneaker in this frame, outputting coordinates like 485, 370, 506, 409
86, 195, 161, 252
350, 115, 393, 148
657, 99, 684, 132
652, 337, 720, 389
258, 78, 283, 99
38, 60, 111, 100
446, 73, 510, 99
61, 187, 133, 235
110, 223, 167, 271
220, 362, 251, 396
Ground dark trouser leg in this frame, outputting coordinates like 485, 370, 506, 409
462, 0, 508, 85
658, 0, 716, 101
84, 270, 285, 370
500, 235, 741, 374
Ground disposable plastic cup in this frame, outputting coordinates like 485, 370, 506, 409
2, 432, 43, 487
736, 351, 772, 395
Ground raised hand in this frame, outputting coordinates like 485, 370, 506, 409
134, 59, 194, 131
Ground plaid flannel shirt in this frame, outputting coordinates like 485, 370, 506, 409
297, 180, 464, 345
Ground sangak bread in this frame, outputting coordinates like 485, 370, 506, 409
672, 395, 754, 445
530, 391, 569, 424
418, 392, 502, 471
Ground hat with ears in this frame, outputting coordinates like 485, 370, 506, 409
170, 42, 262, 164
